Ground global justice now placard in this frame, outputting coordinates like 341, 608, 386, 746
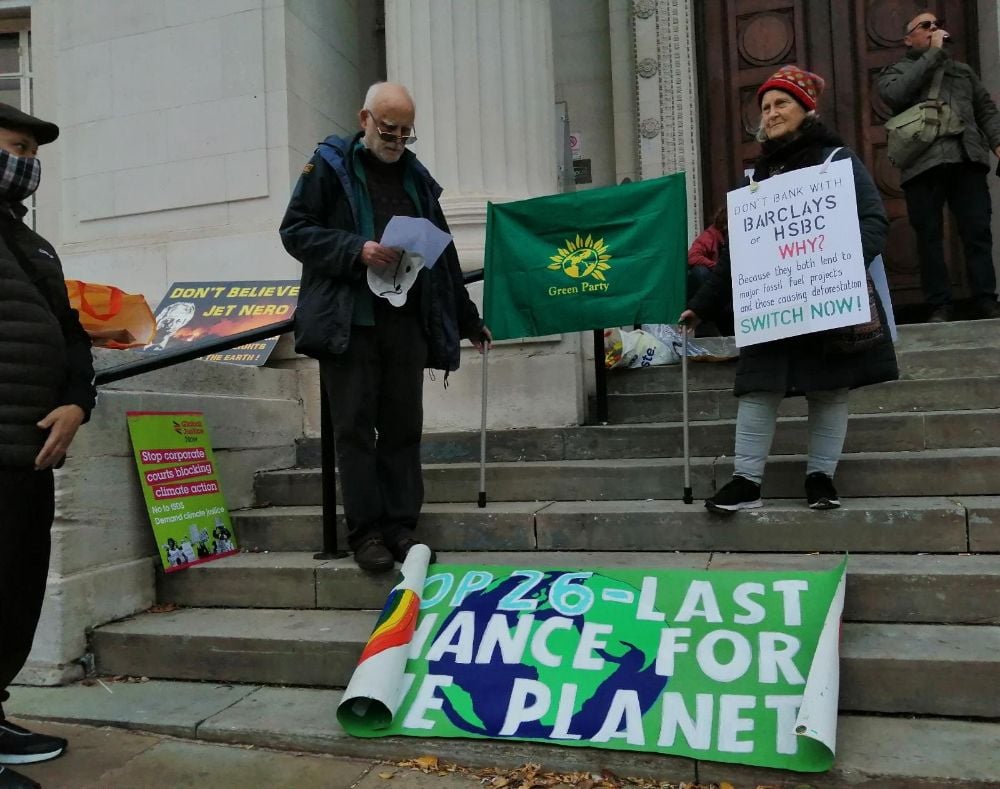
127, 411, 237, 572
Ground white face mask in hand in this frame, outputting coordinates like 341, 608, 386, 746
367, 251, 425, 307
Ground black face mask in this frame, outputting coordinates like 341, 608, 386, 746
0, 149, 41, 202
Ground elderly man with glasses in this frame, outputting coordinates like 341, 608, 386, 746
878, 11, 1000, 322
280, 82, 491, 573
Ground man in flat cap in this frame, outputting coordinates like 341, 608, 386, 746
0, 103, 96, 789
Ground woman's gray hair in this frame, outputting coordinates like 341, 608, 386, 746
755, 109, 818, 142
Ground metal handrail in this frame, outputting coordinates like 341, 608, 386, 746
94, 268, 485, 560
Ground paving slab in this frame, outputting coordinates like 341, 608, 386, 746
89, 738, 368, 789
197, 686, 698, 782
697, 714, 1000, 788
5, 679, 257, 738
8, 720, 160, 789
536, 498, 968, 553
14, 684, 1000, 787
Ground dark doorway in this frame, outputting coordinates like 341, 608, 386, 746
697, 0, 979, 313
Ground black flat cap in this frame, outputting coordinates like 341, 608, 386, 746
0, 102, 59, 145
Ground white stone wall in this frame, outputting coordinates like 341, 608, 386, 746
552, 0, 616, 190
29, 0, 370, 309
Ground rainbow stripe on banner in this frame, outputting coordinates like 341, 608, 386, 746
359, 588, 420, 663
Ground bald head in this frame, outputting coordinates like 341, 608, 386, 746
359, 82, 416, 164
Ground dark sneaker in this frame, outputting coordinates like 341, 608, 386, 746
352, 536, 395, 573
926, 304, 952, 323
974, 298, 1000, 320
805, 472, 841, 510
705, 476, 762, 514
387, 534, 437, 565
0, 766, 41, 788
0, 720, 67, 764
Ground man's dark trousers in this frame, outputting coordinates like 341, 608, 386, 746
320, 298, 428, 550
904, 161, 997, 307
0, 468, 54, 715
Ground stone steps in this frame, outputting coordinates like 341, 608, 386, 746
89, 607, 1000, 719
255, 448, 1000, 505
605, 342, 1000, 395
390, 409, 998, 464
158, 550, 1000, 625
8, 681, 1000, 788
232, 497, 1000, 554
605, 375, 1000, 423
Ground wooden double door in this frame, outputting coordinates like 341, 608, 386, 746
698, 0, 979, 308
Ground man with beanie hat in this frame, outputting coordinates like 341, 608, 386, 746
0, 103, 96, 789
878, 11, 1000, 322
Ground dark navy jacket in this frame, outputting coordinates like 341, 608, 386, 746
279, 133, 483, 371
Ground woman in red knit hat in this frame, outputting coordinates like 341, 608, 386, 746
680, 65, 898, 514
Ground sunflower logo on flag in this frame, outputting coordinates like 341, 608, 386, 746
548, 234, 612, 282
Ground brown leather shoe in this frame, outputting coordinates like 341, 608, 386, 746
975, 298, 1000, 320
352, 536, 395, 573
926, 304, 953, 323
387, 534, 437, 564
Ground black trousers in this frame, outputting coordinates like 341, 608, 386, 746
0, 468, 54, 716
320, 301, 428, 549
903, 162, 997, 306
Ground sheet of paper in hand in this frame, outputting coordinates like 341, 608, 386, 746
380, 216, 452, 270
728, 157, 868, 348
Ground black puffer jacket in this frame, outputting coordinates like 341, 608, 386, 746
279, 133, 483, 371
688, 120, 899, 397
0, 205, 96, 468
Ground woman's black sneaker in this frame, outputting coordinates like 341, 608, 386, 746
705, 476, 762, 513
805, 472, 841, 509
0, 720, 67, 764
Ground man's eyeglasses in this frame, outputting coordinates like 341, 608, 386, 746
369, 114, 417, 145
908, 18, 944, 34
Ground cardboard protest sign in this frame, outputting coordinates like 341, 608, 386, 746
142, 280, 299, 365
127, 411, 237, 572
338, 558, 847, 773
728, 158, 868, 347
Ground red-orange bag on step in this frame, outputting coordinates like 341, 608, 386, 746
65, 280, 156, 349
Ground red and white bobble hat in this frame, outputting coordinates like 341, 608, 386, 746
756, 64, 825, 111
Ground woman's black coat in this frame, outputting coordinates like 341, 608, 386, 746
688, 120, 899, 397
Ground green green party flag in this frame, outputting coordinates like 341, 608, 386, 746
484, 173, 688, 341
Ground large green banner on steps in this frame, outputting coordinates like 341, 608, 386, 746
337, 556, 847, 773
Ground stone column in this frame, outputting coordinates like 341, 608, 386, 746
632, 0, 703, 241
385, 0, 558, 267
384, 0, 585, 430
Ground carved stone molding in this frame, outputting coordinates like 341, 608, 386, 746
633, 0, 656, 19
632, 0, 703, 240
639, 118, 661, 138
637, 57, 658, 78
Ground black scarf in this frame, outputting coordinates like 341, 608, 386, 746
752, 118, 846, 182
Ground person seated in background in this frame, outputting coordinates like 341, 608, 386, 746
687, 207, 733, 336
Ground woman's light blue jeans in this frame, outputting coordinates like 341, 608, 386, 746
733, 389, 850, 484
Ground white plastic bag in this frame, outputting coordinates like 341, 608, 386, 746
604, 328, 679, 369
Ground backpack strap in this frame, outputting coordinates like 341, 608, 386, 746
928, 64, 945, 101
